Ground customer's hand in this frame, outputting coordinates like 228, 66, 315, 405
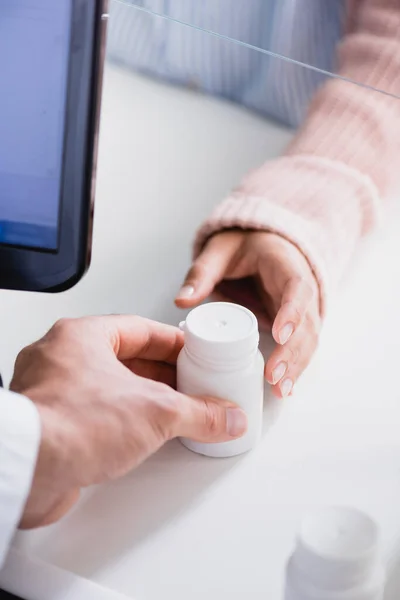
10, 316, 247, 529
176, 231, 321, 397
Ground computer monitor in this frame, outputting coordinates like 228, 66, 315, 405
0, 0, 108, 291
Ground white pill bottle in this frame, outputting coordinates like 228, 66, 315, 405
177, 302, 264, 458
285, 507, 385, 600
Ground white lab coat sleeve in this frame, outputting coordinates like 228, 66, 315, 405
0, 389, 41, 569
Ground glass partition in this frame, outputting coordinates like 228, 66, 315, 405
110, 0, 399, 99
7, 4, 400, 600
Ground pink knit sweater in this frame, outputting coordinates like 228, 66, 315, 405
194, 0, 400, 316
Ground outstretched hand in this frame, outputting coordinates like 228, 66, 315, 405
176, 231, 321, 397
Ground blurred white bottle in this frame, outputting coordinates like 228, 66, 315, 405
177, 302, 264, 458
285, 507, 385, 600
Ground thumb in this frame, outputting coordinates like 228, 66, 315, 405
175, 231, 243, 308
174, 394, 248, 443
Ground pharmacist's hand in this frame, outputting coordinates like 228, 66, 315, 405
176, 231, 321, 397
10, 316, 247, 529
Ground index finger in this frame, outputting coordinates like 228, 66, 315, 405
175, 231, 243, 308
99, 315, 184, 364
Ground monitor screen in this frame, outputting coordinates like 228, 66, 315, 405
0, 0, 72, 251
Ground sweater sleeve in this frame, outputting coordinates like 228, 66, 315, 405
194, 0, 400, 315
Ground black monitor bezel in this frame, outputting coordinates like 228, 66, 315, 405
0, 591, 24, 600
0, 0, 107, 292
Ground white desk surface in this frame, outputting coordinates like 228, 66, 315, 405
2, 63, 400, 600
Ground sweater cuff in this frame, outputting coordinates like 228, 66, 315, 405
194, 155, 382, 317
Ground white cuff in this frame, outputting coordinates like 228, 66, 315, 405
0, 389, 41, 568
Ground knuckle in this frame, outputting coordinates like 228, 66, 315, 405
289, 302, 303, 324
288, 344, 300, 364
297, 351, 313, 374
296, 324, 320, 372
14, 343, 36, 370
302, 277, 315, 297
51, 316, 96, 341
203, 400, 223, 435
311, 323, 320, 346
294, 275, 315, 300
16, 343, 34, 361
51, 317, 77, 337
303, 277, 319, 307
291, 274, 305, 287
11, 342, 43, 391
310, 328, 320, 352
153, 386, 181, 439
306, 313, 321, 345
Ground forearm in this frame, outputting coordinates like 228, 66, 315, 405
287, 0, 400, 198
195, 0, 400, 314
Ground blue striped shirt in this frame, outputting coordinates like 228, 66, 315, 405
107, 0, 346, 127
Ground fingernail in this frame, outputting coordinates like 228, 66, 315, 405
176, 285, 195, 300
280, 378, 293, 398
279, 323, 294, 345
272, 362, 287, 384
226, 408, 247, 437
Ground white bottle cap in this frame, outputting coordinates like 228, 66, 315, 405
180, 302, 259, 365
290, 507, 381, 591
